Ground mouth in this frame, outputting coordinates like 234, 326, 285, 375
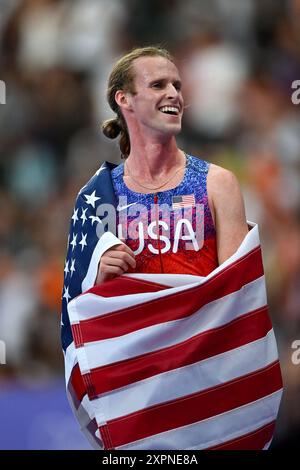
158, 106, 181, 116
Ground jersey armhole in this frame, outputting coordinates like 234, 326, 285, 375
206, 162, 216, 230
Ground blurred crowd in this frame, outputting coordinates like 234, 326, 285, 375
0, 0, 300, 448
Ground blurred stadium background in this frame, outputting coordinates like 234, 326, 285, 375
0, 0, 300, 449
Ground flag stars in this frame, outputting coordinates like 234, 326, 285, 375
70, 233, 77, 251
64, 260, 69, 276
63, 285, 71, 303
71, 208, 79, 225
70, 258, 76, 276
84, 190, 100, 208
79, 233, 87, 251
80, 208, 88, 225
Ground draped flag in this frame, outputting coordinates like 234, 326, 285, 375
63, 218, 283, 449
61, 160, 282, 450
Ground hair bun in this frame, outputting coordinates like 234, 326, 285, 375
102, 118, 121, 139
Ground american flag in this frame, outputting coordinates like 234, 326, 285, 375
172, 194, 195, 209
61, 161, 118, 354
63, 182, 283, 451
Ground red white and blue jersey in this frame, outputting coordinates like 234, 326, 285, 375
111, 154, 218, 276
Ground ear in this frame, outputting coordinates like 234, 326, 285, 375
115, 90, 132, 110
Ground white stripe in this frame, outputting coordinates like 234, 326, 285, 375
116, 390, 282, 450
78, 276, 267, 371
91, 330, 278, 421
124, 272, 205, 287
64, 341, 77, 384
78, 394, 95, 422
76, 392, 108, 430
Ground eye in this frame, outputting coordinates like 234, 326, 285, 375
151, 82, 163, 89
174, 82, 182, 91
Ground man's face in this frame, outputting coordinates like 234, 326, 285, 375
127, 56, 184, 138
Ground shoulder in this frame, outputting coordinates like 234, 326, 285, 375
208, 163, 239, 183
207, 163, 242, 197
207, 163, 246, 223
207, 164, 248, 263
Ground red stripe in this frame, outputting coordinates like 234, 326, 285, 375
87, 275, 168, 298
70, 363, 86, 403
106, 361, 282, 448
209, 421, 275, 450
74, 246, 263, 345
86, 306, 271, 397
99, 424, 114, 450
72, 323, 83, 348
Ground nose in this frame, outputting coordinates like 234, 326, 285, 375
166, 83, 179, 99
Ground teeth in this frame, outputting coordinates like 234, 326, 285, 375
159, 106, 179, 114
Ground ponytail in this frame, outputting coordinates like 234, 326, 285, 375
101, 115, 130, 157
102, 118, 121, 139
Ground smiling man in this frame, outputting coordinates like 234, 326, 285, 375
61, 45, 250, 373
61, 46, 282, 451
97, 46, 248, 283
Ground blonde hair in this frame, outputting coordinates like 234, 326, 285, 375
102, 46, 173, 157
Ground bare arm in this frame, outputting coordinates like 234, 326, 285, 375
207, 164, 249, 265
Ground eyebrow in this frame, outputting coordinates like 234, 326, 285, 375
149, 78, 182, 87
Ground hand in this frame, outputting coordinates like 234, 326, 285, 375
96, 243, 136, 284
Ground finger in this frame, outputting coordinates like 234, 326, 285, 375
96, 271, 116, 284
106, 251, 136, 268
102, 257, 129, 272
114, 243, 135, 257
101, 265, 125, 276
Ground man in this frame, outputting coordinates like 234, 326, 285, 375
97, 46, 249, 284
61, 47, 282, 450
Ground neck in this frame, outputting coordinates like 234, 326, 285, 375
126, 136, 182, 180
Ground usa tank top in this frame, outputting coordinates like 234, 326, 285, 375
111, 154, 218, 276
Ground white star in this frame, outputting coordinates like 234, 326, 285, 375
63, 285, 71, 302
71, 208, 79, 225
64, 260, 69, 276
84, 190, 100, 208
79, 233, 87, 251
70, 233, 77, 251
89, 215, 102, 226
95, 165, 106, 176
80, 207, 88, 225
70, 258, 76, 276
